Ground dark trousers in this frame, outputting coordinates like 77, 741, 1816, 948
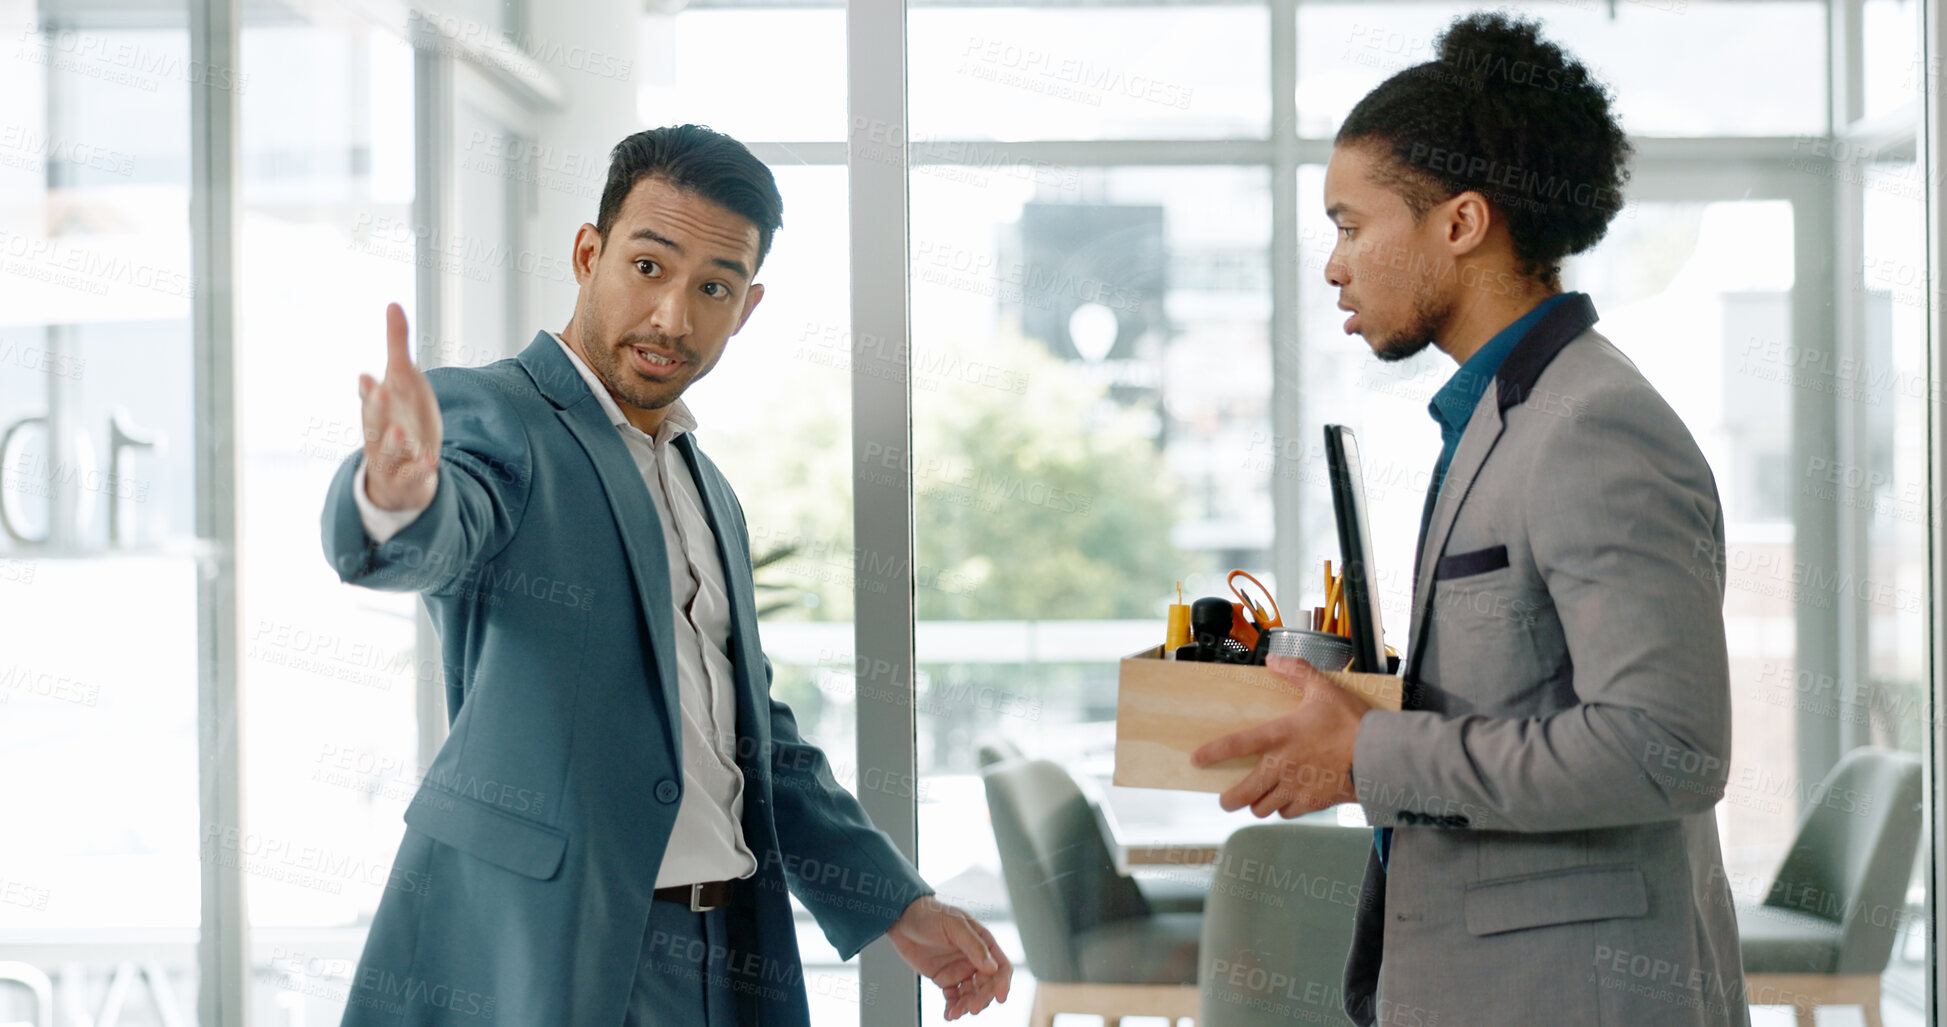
625, 899, 739, 1026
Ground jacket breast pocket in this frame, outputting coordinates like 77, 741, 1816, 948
1462, 864, 1648, 936
1435, 544, 1510, 581
404, 787, 568, 880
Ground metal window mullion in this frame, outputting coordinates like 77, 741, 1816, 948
1788, 165, 1845, 793
749, 137, 1843, 171
1922, 0, 1946, 1016
1831, 0, 1873, 750
413, 43, 458, 768
846, 0, 918, 1021
1270, 0, 1305, 609
190, 0, 247, 1024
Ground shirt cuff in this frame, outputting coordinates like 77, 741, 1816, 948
353, 462, 431, 544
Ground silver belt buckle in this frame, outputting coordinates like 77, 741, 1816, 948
689, 882, 710, 913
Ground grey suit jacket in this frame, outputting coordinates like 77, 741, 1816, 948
1342, 295, 1750, 1026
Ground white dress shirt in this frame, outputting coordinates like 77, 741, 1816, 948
353, 334, 759, 887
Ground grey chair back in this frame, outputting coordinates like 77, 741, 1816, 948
980, 758, 1151, 982
1764, 746, 1924, 974
977, 739, 1026, 768
1199, 823, 1370, 1027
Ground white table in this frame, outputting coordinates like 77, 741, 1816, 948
1086, 775, 1365, 873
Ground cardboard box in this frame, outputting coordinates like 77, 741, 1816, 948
1113, 646, 1404, 793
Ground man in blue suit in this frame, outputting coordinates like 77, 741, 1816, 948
322, 124, 1012, 1025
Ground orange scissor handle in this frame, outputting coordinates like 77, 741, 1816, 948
1227, 570, 1282, 629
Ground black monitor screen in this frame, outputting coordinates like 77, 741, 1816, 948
1324, 424, 1390, 674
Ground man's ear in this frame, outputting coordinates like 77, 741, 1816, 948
733, 282, 765, 335
571, 223, 602, 285
1442, 190, 1493, 257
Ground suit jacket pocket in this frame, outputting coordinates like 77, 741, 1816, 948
1435, 544, 1510, 581
1462, 864, 1647, 936
405, 787, 568, 880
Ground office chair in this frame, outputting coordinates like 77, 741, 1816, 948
982, 758, 1202, 1026
1738, 746, 1924, 1027
1198, 823, 1369, 1027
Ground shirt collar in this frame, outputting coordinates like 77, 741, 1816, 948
549, 331, 696, 442
1428, 292, 1577, 438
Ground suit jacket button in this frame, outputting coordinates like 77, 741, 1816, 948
655, 780, 680, 804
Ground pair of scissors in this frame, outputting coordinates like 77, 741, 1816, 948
1227, 570, 1282, 630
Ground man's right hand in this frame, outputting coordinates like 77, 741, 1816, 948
358, 303, 442, 511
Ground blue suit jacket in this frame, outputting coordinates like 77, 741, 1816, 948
321, 332, 930, 1025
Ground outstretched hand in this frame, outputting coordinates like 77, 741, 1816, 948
886, 897, 1012, 1020
358, 303, 441, 510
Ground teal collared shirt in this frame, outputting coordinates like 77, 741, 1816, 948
1426, 292, 1577, 495
1377, 290, 1579, 872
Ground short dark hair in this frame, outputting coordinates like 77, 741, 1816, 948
1336, 11, 1632, 288
596, 124, 784, 271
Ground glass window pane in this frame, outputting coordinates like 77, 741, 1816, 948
0, 3, 201, 1021
1855, 156, 1931, 1009
237, 10, 419, 1023
1298, 1, 1826, 138
638, 10, 850, 142
1863, 0, 1922, 122
911, 164, 1272, 1023
911, 7, 1271, 141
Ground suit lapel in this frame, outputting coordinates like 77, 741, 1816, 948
1403, 295, 1600, 682
519, 334, 684, 758
1405, 395, 1506, 670
674, 435, 772, 753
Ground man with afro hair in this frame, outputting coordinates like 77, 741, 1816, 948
1193, 12, 1748, 1025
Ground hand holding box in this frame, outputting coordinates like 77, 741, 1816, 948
1113, 646, 1402, 793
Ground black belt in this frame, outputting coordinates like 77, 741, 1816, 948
654, 880, 736, 912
